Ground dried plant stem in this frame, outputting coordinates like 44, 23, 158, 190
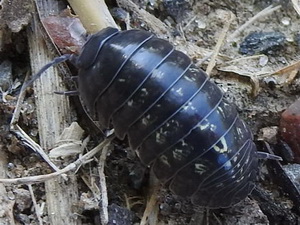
291, 0, 300, 16
140, 178, 160, 225
98, 144, 110, 225
0, 136, 114, 185
206, 12, 234, 76
28, 184, 43, 225
67, 0, 117, 33
229, 5, 282, 40
11, 124, 65, 177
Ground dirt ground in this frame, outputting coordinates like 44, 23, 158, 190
0, 0, 300, 224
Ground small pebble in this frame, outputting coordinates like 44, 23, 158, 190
108, 203, 136, 225
258, 126, 278, 144
281, 17, 290, 26
259, 55, 269, 66
239, 31, 286, 55
14, 188, 31, 212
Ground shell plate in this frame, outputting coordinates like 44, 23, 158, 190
77, 27, 258, 208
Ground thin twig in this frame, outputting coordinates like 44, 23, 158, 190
0, 136, 114, 185
0, 163, 76, 184
10, 71, 30, 126
228, 5, 282, 40
273, 60, 300, 75
206, 12, 234, 76
286, 69, 298, 84
98, 144, 110, 225
140, 177, 160, 225
80, 173, 102, 209
11, 124, 65, 177
116, 0, 171, 37
28, 184, 43, 225
6, 200, 16, 225
183, 15, 197, 31
124, 194, 144, 210
291, 0, 300, 16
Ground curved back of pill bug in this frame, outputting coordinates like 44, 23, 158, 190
76, 27, 259, 208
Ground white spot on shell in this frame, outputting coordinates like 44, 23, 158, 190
198, 120, 209, 130
210, 124, 217, 132
194, 163, 206, 175
142, 114, 151, 125
173, 148, 184, 161
151, 69, 164, 79
141, 88, 148, 96
176, 87, 183, 96
218, 106, 225, 117
184, 75, 194, 82
181, 140, 188, 146
160, 155, 171, 167
236, 176, 244, 183
233, 156, 238, 163
155, 132, 165, 144
213, 137, 228, 153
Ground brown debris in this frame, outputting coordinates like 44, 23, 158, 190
0, 0, 34, 32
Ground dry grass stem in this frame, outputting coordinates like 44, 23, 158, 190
140, 184, 160, 225
116, 0, 171, 37
286, 69, 299, 83
67, 0, 117, 32
11, 124, 65, 177
273, 60, 300, 75
98, 144, 110, 225
291, 0, 300, 15
0, 136, 114, 185
28, 184, 43, 225
206, 12, 234, 76
0, 164, 76, 184
10, 71, 30, 126
229, 5, 282, 40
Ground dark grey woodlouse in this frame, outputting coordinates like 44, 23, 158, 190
27, 27, 264, 208
75, 27, 258, 208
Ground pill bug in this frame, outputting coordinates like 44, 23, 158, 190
75, 27, 260, 208
29, 27, 262, 208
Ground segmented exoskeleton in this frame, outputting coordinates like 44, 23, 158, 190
74, 27, 258, 208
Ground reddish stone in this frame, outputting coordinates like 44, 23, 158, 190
42, 11, 86, 54
280, 98, 300, 163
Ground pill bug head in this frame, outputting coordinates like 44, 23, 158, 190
76, 27, 119, 69
22, 28, 120, 118
74, 27, 120, 117
75, 27, 156, 121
